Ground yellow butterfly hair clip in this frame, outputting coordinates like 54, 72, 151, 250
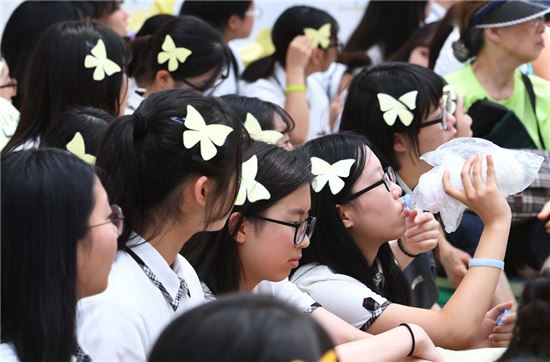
157, 34, 192, 72
66, 132, 96, 165
235, 155, 271, 206
182, 105, 233, 161
310, 157, 355, 195
84, 39, 122, 81
377, 91, 418, 127
244, 113, 283, 145
304, 23, 332, 49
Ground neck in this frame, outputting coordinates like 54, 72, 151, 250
349, 229, 379, 266
142, 222, 197, 266
472, 49, 519, 100
222, 31, 234, 43
239, 271, 260, 293
396, 156, 425, 191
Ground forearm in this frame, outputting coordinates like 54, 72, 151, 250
285, 68, 309, 144
311, 307, 369, 345
389, 240, 414, 270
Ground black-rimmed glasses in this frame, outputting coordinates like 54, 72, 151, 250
249, 215, 317, 245
419, 91, 454, 131
89, 204, 124, 236
342, 166, 397, 202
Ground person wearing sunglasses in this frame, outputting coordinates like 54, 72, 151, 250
1, 148, 120, 361
291, 133, 515, 351
182, 141, 443, 361
340, 62, 516, 312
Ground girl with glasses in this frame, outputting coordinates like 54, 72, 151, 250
182, 141, 442, 361
1, 149, 120, 361
76, 89, 244, 361
340, 62, 515, 311
126, 16, 230, 114
291, 132, 514, 350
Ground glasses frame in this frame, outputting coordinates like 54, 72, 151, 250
89, 204, 124, 236
342, 166, 397, 203
249, 215, 317, 246
419, 93, 453, 131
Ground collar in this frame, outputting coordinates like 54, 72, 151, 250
126, 233, 186, 299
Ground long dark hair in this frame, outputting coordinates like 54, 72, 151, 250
339, 62, 444, 171
388, 22, 439, 63
96, 89, 244, 248
1, 149, 96, 362
241, 6, 338, 83
149, 294, 335, 362
182, 142, 312, 295
3, 21, 129, 154
145, 16, 229, 87
179, 1, 252, 30
498, 269, 550, 362
340, 1, 428, 67
299, 133, 411, 305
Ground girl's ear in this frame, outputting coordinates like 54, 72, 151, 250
153, 69, 175, 90
309, 48, 324, 67
192, 175, 210, 208
336, 204, 354, 229
228, 212, 248, 244
393, 132, 409, 154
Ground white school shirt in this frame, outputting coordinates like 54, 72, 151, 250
0, 343, 90, 362
213, 44, 244, 96
124, 78, 144, 115
291, 264, 390, 331
202, 278, 317, 313
240, 62, 331, 141
77, 234, 204, 361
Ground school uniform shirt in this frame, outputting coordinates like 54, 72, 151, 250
310, 62, 348, 132
291, 264, 390, 330
0, 97, 19, 152
0, 343, 91, 362
212, 44, 243, 96
240, 62, 331, 141
124, 78, 145, 115
77, 234, 204, 361
202, 278, 318, 314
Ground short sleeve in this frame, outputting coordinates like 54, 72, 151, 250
240, 79, 285, 108
291, 265, 390, 330
253, 279, 317, 313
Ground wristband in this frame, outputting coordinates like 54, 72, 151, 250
468, 258, 504, 270
398, 238, 420, 258
284, 84, 307, 93
400, 323, 415, 357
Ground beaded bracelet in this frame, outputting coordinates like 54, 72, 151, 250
400, 323, 416, 357
468, 258, 504, 270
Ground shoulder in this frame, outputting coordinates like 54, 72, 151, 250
0, 343, 18, 362
254, 279, 316, 312
240, 78, 284, 107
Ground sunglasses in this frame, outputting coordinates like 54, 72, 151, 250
249, 215, 317, 245
89, 204, 124, 236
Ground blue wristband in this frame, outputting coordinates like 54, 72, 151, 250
468, 258, 504, 270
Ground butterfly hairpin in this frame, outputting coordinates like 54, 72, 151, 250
244, 113, 283, 145
182, 105, 233, 161
84, 39, 122, 81
304, 23, 331, 49
235, 155, 271, 206
157, 34, 192, 72
66, 132, 96, 165
310, 157, 355, 195
377, 91, 418, 127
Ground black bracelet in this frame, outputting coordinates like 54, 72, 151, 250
398, 239, 420, 258
400, 323, 416, 357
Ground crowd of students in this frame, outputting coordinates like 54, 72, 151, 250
1, 1, 549, 361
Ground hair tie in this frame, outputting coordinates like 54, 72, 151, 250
452, 40, 470, 62
133, 111, 148, 138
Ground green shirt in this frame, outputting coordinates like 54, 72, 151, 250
445, 64, 550, 151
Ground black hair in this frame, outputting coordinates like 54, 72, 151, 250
0, 1, 83, 108
73, 1, 122, 19
41, 107, 114, 156
181, 142, 312, 295
179, 1, 252, 30
149, 294, 336, 362
388, 22, 439, 64
340, 1, 428, 68
221, 94, 295, 133
241, 6, 338, 83
3, 21, 129, 154
498, 269, 550, 362
298, 133, 411, 306
146, 16, 229, 88
128, 14, 176, 83
1, 148, 96, 362
339, 62, 445, 171
96, 89, 244, 248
